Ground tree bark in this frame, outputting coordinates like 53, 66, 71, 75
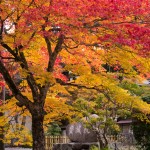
0, 135, 4, 150
32, 114, 45, 150
96, 131, 108, 149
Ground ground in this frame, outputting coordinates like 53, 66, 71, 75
5, 148, 31, 150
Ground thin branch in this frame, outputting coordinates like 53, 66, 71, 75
63, 43, 79, 49
0, 20, 4, 39
111, 20, 150, 25
56, 78, 103, 92
26, 30, 37, 46
0, 56, 15, 60
16, 0, 35, 21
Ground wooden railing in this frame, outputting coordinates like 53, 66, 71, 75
45, 136, 70, 150
108, 134, 135, 144
45, 134, 135, 150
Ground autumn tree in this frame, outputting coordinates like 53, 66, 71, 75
72, 78, 150, 149
0, 0, 150, 150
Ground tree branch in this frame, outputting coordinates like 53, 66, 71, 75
19, 51, 40, 102
44, 36, 52, 70
0, 56, 15, 60
0, 60, 32, 108
56, 78, 103, 92
0, 42, 17, 57
47, 34, 65, 72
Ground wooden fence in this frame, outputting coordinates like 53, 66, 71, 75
45, 134, 135, 150
108, 134, 135, 145
45, 136, 70, 150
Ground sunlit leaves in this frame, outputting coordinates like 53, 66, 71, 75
44, 96, 74, 125
0, 0, 150, 147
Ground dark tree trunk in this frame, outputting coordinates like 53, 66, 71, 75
0, 135, 4, 150
32, 114, 45, 150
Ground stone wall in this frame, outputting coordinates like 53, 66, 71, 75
53, 143, 99, 150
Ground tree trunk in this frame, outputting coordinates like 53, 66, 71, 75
32, 114, 45, 150
97, 133, 104, 149
96, 132, 109, 149
0, 135, 4, 150
103, 133, 108, 148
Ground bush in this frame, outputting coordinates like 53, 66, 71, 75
45, 123, 61, 136
90, 145, 99, 150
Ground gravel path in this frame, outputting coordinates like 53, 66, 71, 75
5, 148, 32, 150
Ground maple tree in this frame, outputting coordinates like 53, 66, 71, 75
0, 0, 150, 150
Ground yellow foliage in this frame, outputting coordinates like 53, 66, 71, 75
45, 96, 74, 123
4, 126, 32, 146
50, 83, 70, 95
75, 74, 102, 87
65, 64, 91, 75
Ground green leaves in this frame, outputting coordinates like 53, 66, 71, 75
45, 123, 61, 136
120, 80, 144, 96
